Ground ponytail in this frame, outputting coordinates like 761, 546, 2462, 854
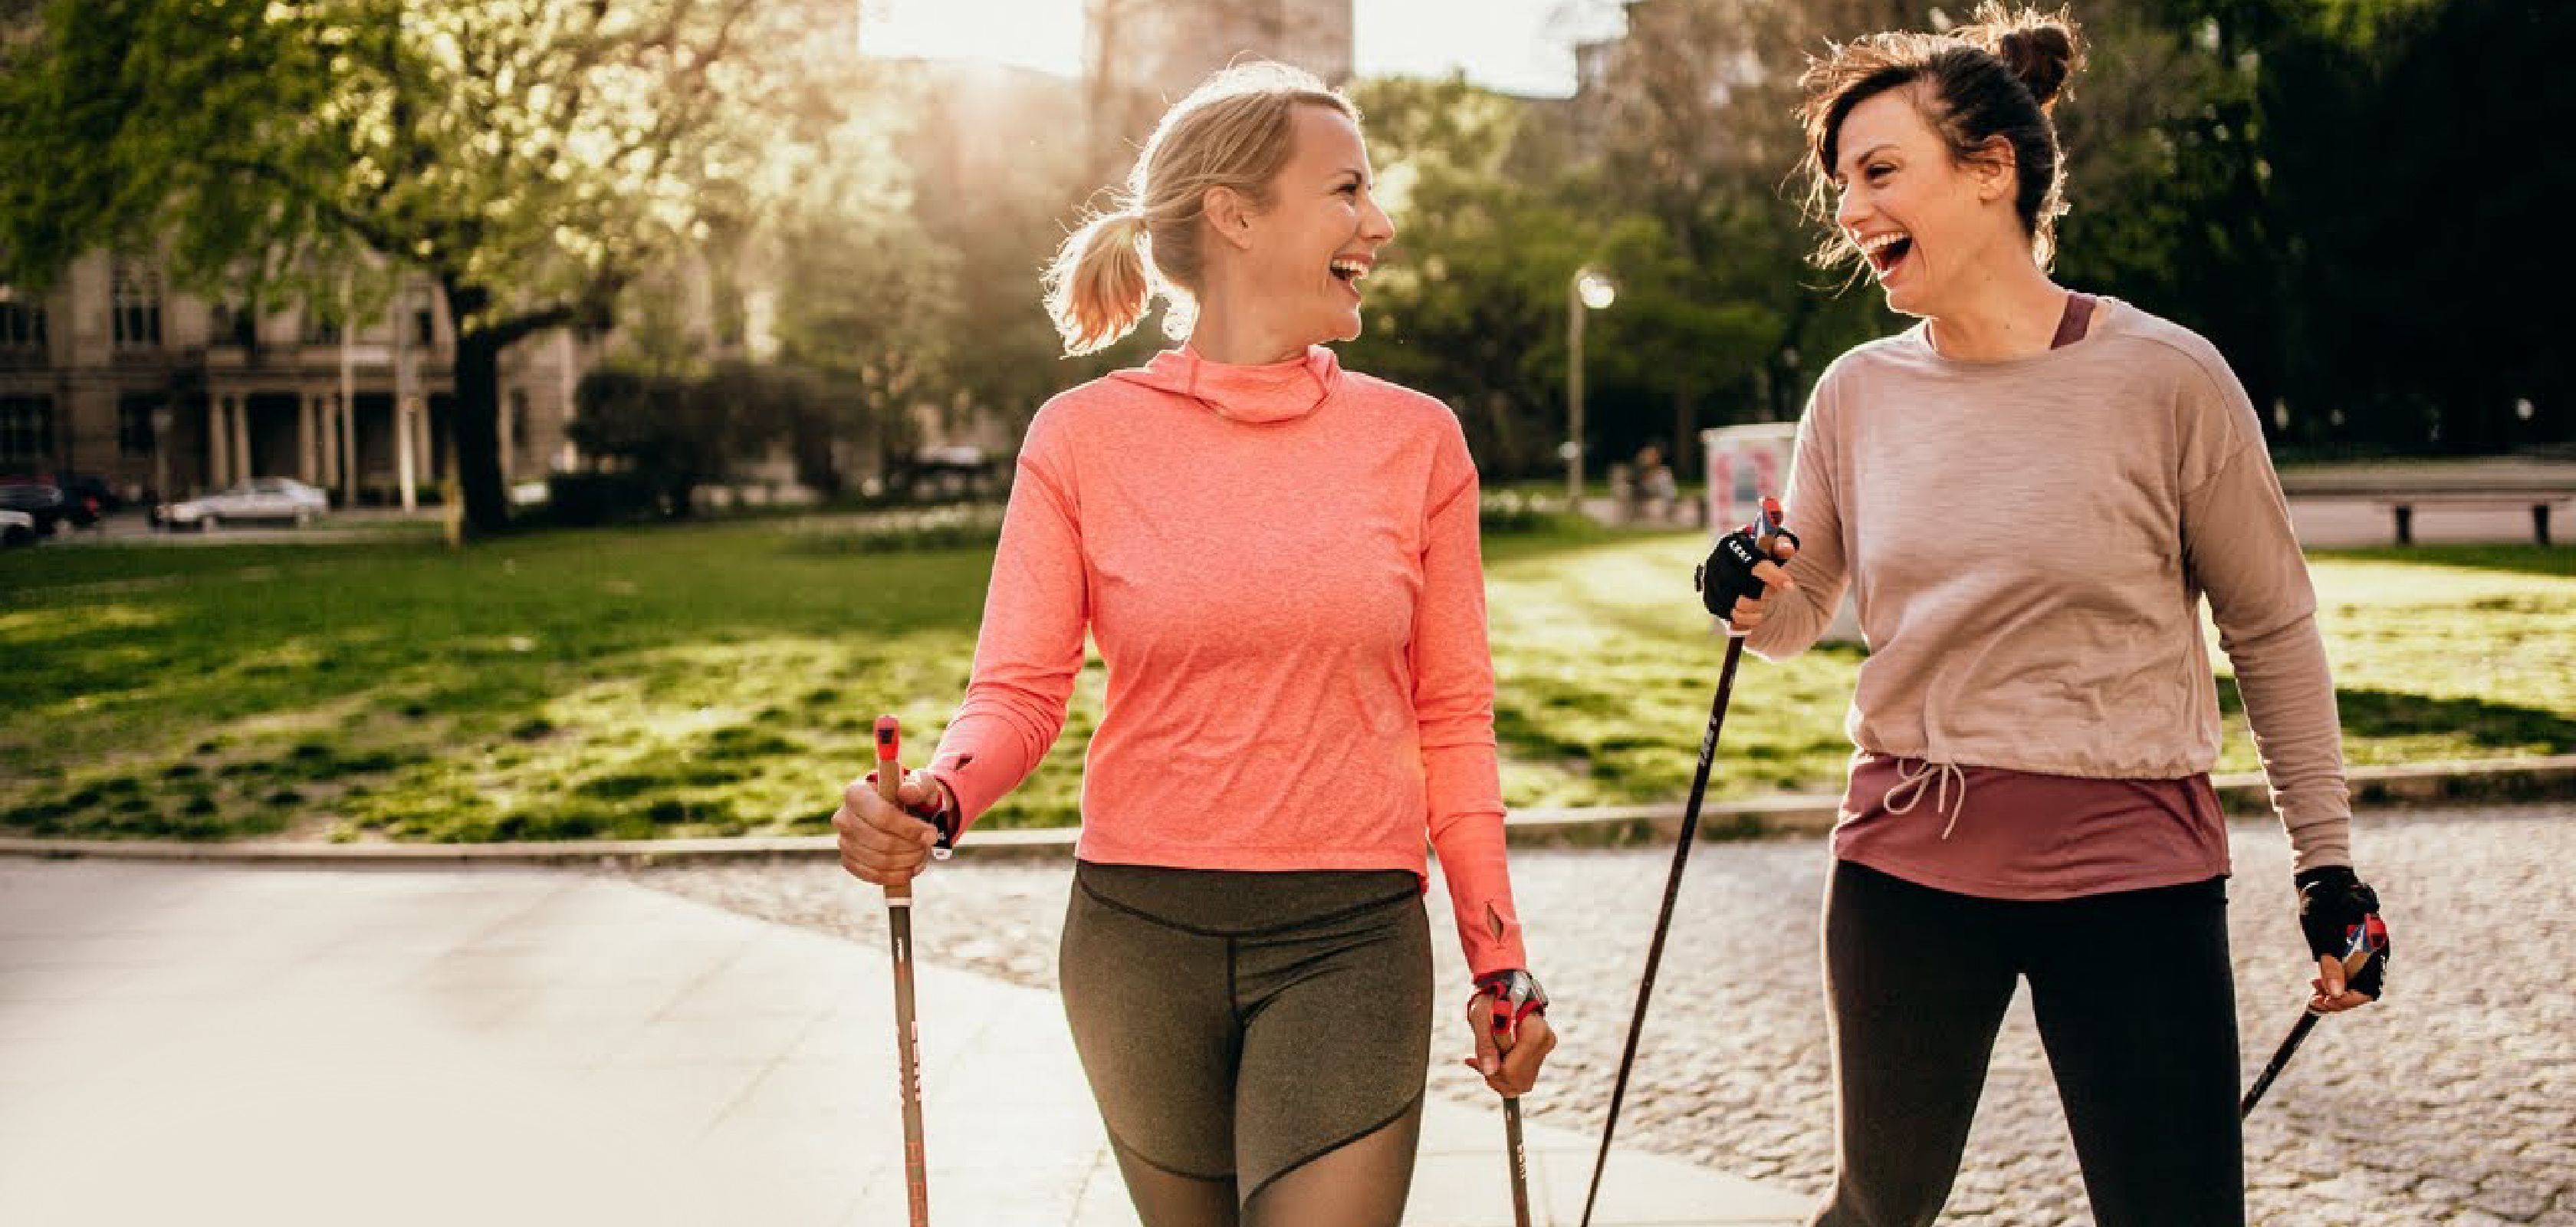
1043, 209, 1153, 357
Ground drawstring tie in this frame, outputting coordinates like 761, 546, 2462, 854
1883, 757, 1970, 839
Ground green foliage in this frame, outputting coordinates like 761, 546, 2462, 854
570, 361, 830, 516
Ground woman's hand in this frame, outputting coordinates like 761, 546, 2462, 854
832, 768, 947, 888
1464, 971, 1557, 1098
2298, 866, 2389, 1014
1723, 535, 1799, 633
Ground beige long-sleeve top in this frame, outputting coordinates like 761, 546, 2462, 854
1750, 297, 2353, 872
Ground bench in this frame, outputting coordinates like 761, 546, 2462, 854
2300, 490, 2573, 546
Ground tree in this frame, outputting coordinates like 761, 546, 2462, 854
569, 360, 815, 517
1557, 0, 1908, 459
1341, 75, 1600, 474
0, 0, 785, 537
882, 61, 1098, 441
2254, 0, 2571, 450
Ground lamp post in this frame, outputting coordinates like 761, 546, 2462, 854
1566, 267, 1616, 505
150, 404, 172, 508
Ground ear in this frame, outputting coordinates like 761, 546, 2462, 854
1202, 185, 1257, 252
1970, 137, 2017, 202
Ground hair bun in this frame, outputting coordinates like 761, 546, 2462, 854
1962, 5, 2084, 110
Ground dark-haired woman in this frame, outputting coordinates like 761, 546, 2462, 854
1704, 6, 2393, 1224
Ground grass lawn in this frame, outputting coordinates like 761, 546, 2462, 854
3, 523, 2569, 842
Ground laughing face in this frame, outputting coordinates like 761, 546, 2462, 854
1831, 87, 2016, 319
1242, 104, 1395, 347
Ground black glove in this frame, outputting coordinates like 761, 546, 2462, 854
1696, 498, 1798, 619
2295, 865, 2389, 1001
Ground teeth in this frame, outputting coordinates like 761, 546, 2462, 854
1856, 232, 1908, 256
1330, 258, 1368, 280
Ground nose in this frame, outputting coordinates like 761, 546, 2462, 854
1360, 192, 1395, 245
1833, 185, 1869, 237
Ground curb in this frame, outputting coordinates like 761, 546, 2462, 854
6, 755, 2572, 870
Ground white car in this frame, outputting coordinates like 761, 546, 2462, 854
161, 478, 331, 530
1, 508, 33, 546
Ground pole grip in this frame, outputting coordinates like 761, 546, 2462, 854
875, 715, 912, 904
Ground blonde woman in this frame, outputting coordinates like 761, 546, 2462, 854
830, 63, 1555, 1225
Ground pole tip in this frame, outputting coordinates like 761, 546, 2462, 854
875, 715, 900, 761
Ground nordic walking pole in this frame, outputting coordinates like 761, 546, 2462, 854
1485, 992, 1534, 1227
2240, 919, 2387, 1119
1502, 1096, 1532, 1227
1483, 970, 1548, 1225
1577, 498, 1786, 1227
874, 716, 932, 1227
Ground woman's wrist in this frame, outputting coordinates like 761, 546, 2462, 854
1473, 968, 1549, 1024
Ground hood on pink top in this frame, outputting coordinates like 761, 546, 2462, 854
1109, 345, 1344, 424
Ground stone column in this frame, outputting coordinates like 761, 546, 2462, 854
299, 393, 319, 484
417, 400, 435, 488
338, 393, 356, 505
207, 396, 229, 490
317, 393, 337, 488
229, 396, 251, 482
396, 397, 418, 512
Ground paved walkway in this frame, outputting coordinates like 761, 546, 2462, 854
0, 860, 1808, 1226
624, 804, 2576, 1225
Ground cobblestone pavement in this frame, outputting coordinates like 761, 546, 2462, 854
619, 804, 2575, 1225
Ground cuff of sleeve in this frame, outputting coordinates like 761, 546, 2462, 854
1461, 905, 1529, 981
924, 760, 981, 840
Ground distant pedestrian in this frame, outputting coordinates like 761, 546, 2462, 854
1636, 444, 1677, 522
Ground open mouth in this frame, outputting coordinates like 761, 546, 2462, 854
1329, 255, 1371, 293
1859, 231, 1914, 281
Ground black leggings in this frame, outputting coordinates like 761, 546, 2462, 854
1059, 860, 1433, 1226
1812, 860, 2245, 1227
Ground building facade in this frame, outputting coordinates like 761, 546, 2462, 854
0, 252, 589, 505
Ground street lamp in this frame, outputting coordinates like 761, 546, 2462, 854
150, 403, 173, 509
1566, 267, 1617, 505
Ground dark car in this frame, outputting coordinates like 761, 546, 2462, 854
56, 473, 123, 514
0, 476, 96, 535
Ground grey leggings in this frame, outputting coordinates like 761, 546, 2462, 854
1060, 860, 1433, 1226
1813, 860, 2246, 1227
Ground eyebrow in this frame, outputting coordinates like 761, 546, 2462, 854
1836, 143, 1898, 177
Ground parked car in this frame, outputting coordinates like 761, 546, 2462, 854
56, 473, 124, 514
158, 478, 331, 530
0, 508, 33, 547
0, 477, 91, 535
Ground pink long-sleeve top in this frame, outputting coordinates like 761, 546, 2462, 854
921, 344, 1528, 979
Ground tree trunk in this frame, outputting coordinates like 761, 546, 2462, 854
442, 280, 511, 539
439, 278, 591, 539
1671, 382, 1696, 482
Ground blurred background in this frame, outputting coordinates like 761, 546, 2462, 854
1, 0, 2565, 539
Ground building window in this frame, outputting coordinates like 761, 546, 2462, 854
306, 316, 342, 345
211, 302, 256, 347
0, 396, 53, 465
0, 294, 44, 351
509, 390, 531, 450
111, 261, 163, 349
119, 394, 162, 458
414, 308, 435, 348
